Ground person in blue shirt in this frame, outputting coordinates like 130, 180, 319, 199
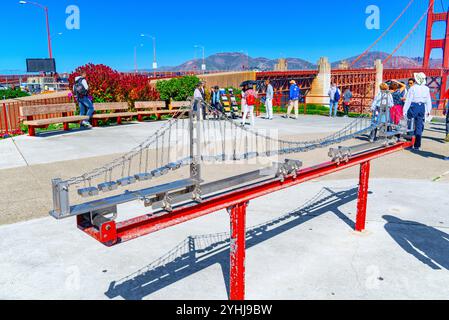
283, 80, 300, 119
211, 86, 223, 120
328, 83, 341, 118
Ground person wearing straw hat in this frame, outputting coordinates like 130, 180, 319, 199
403, 72, 433, 151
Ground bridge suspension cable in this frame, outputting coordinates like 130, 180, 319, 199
350, 0, 416, 68
383, 2, 433, 65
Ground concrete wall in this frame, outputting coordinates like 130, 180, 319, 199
198, 71, 256, 89
150, 72, 256, 90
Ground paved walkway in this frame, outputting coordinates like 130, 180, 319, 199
0, 115, 448, 300
0, 179, 448, 300
0, 116, 354, 170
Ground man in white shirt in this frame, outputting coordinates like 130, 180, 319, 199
265, 80, 274, 120
403, 72, 433, 151
193, 82, 205, 120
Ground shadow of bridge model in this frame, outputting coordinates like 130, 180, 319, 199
105, 186, 364, 300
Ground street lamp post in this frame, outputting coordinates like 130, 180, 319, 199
141, 34, 157, 77
19, 1, 53, 59
195, 45, 206, 72
240, 50, 249, 71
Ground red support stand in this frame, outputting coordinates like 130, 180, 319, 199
356, 161, 371, 232
229, 202, 247, 301
28, 126, 36, 137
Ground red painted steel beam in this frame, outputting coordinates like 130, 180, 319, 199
229, 202, 248, 301
356, 161, 371, 232
80, 140, 414, 246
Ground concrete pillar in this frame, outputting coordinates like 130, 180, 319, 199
307, 57, 331, 106
375, 59, 383, 96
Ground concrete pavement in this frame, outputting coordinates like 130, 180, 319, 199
0, 116, 354, 170
0, 114, 448, 300
0, 179, 448, 300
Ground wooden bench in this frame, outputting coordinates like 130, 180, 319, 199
135, 101, 166, 121
135, 101, 190, 121
92, 102, 138, 127
20, 103, 89, 137
169, 101, 191, 116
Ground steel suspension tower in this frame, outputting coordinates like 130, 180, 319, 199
423, 0, 449, 104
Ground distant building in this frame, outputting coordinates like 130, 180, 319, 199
275, 58, 288, 71
338, 60, 350, 70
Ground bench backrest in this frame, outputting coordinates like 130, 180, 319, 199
135, 101, 166, 110
94, 102, 129, 112
170, 101, 191, 109
20, 103, 76, 117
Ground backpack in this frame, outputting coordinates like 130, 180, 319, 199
334, 88, 341, 102
246, 92, 256, 106
74, 77, 88, 98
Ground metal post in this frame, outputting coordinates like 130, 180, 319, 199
356, 161, 371, 232
229, 202, 247, 301
45, 7, 53, 59
190, 99, 201, 182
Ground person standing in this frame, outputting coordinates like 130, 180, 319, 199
328, 83, 341, 118
283, 80, 300, 119
240, 85, 247, 120
389, 80, 407, 125
343, 88, 353, 117
73, 71, 94, 128
370, 83, 394, 142
211, 86, 223, 120
442, 89, 449, 143
265, 79, 274, 120
403, 72, 433, 151
193, 82, 205, 120
241, 84, 257, 127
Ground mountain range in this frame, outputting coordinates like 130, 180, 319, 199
153, 51, 441, 72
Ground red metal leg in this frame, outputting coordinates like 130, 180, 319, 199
63, 122, 69, 131
28, 126, 36, 137
92, 119, 99, 127
356, 161, 371, 232
138, 114, 143, 122
229, 202, 247, 301
117, 117, 122, 125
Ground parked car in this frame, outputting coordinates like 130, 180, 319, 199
0, 84, 8, 90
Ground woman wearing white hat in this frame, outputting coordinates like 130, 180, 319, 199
403, 72, 433, 151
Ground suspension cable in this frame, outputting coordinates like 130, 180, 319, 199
383, 2, 433, 65
350, 0, 416, 68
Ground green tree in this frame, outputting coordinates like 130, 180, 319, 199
156, 76, 200, 101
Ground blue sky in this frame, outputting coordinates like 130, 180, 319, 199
0, 0, 444, 73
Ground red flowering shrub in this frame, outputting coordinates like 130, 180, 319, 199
0, 129, 24, 140
118, 73, 160, 103
69, 64, 159, 104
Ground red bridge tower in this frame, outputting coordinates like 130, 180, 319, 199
423, 0, 449, 105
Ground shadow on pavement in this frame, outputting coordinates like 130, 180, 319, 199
383, 215, 449, 270
105, 186, 361, 300
410, 149, 447, 160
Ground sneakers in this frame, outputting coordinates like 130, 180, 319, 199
81, 121, 92, 128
